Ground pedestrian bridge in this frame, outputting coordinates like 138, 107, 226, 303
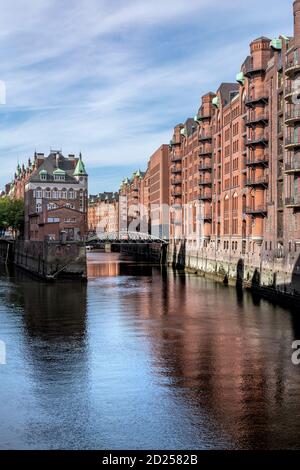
86, 231, 168, 244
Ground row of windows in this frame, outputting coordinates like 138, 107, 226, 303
40, 174, 66, 182
223, 240, 239, 250
47, 203, 75, 210
47, 217, 77, 223
33, 189, 81, 199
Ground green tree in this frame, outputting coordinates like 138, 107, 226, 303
0, 197, 24, 237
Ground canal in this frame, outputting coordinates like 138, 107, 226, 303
0, 252, 300, 450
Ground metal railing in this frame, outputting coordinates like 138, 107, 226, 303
245, 176, 269, 186
245, 205, 268, 215
285, 159, 300, 172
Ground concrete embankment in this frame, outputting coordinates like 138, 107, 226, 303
168, 240, 300, 302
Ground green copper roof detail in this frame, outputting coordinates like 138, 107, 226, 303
53, 168, 66, 175
236, 71, 245, 85
39, 169, 47, 174
180, 128, 187, 137
212, 96, 219, 108
74, 153, 87, 176
270, 38, 282, 50
135, 169, 143, 178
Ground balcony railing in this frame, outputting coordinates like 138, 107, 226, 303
245, 134, 269, 146
245, 94, 269, 107
198, 177, 212, 186
285, 197, 300, 208
198, 163, 212, 171
171, 154, 182, 163
244, 64, 266, 78
199, 145, 212, 156
285, 159, 300, 173
245, 176, 269, 187
285, 136, 300, 148
199, 191, 212, 201
285, 108, 300, 124
171, 177, 182, 185
170, 137, 181, 146
245, 113, 269, 126
197, 112, 212, 121
246, 154, 269, 166
286, 53, 300, 76
171, 190, 182, 198
199, 133, 212, 142
171, 166, 182, 174
245, 205, 268, 215
285, 83, 300, 102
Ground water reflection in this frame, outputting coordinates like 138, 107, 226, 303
0, 254, 300, 449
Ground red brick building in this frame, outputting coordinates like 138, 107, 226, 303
24, 151, 88, 241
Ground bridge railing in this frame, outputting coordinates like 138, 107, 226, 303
86, 231, 168, 244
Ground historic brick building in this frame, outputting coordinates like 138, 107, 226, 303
167, 0, 300, 294
119, 170, 145, 231
24, 151, 88, 241
88, 192, 119, 234
115, 0, 300, 294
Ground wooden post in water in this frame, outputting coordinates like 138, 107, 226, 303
5, 243, 10, 265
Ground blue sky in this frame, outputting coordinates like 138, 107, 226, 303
0, 0, 294, 194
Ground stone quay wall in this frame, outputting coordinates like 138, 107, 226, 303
14, 240, 87, 280
168, 240, 300, 301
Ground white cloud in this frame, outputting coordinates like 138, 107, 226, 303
0, 0, 294, 189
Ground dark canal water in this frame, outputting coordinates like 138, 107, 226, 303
0, 252, 300, 450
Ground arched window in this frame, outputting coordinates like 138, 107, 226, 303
44, 188, 51, 198
52, 188, 59, 199
36, 187, 42, 199
232, 193, 238, 212
61, 188, 67, 199
224, 195, 229, 214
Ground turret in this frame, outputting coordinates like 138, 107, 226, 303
73, 152, 88, 187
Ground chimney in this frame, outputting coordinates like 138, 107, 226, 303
294, 0, 300, 48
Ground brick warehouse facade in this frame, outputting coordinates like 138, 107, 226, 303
114, 0, 300, 296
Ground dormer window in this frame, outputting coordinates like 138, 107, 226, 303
53, 168, 66, 181
39, 170, 47, 181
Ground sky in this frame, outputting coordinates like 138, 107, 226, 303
0, 0, 294, 194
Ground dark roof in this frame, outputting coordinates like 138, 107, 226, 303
217, 83, 239, 107
185, 117, 197, 136
29, 152, 80, 184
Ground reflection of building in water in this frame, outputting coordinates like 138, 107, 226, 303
87, 254, 121, 277
130, 271, 300, 449
5, 271, 87, 341
87, 253, 155, 278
